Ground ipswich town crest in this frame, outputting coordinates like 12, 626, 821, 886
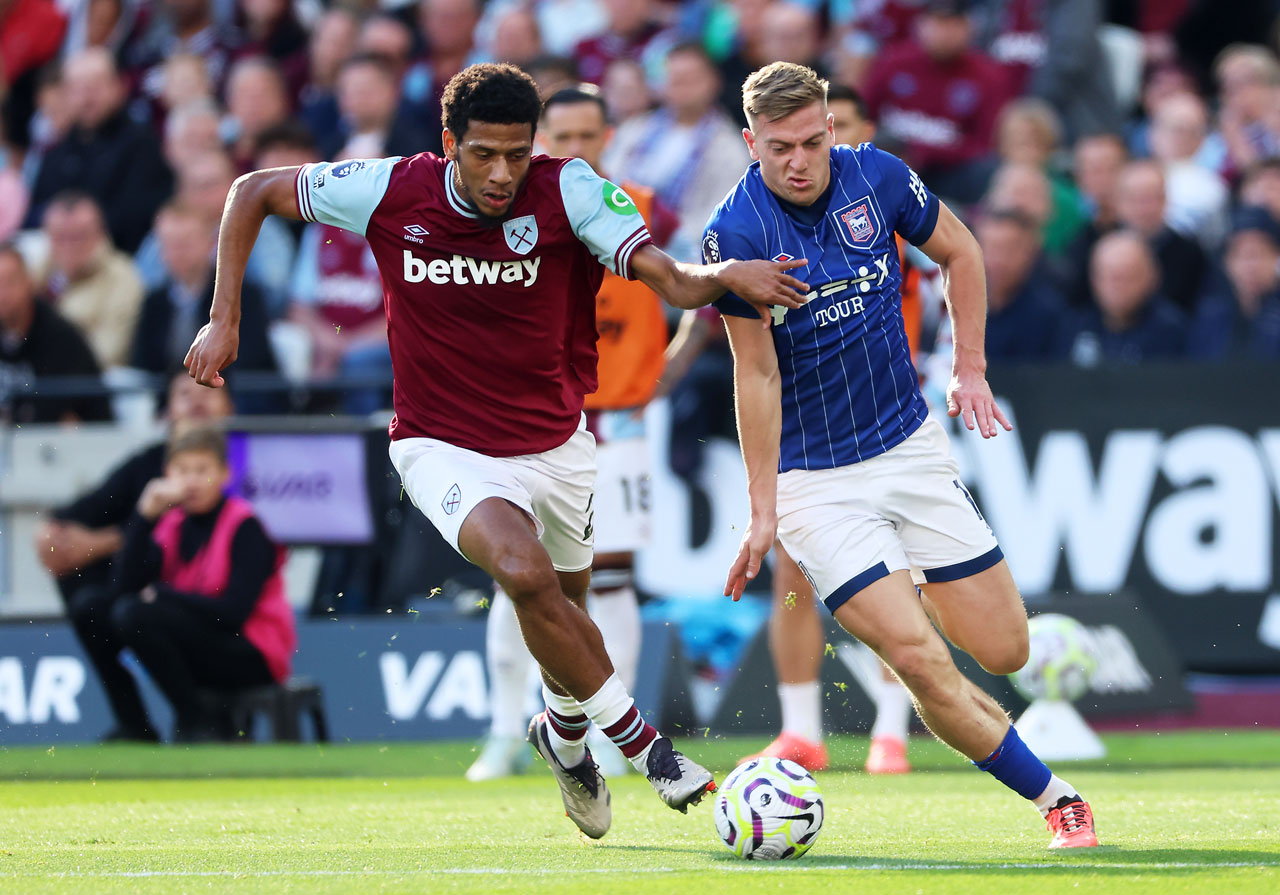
833, 197, 881, 250
503, 215, 539, 254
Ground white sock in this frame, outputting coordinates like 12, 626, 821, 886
541, 684, 588, 768
578, 673, 660, 772
1033, 774, 1079, 816
587, 586, 641, 692
869, 677, 912, 743
778, 681, 822, 743
486, 589, 535, 739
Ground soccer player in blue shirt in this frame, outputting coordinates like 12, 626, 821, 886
710, 63, 1098, 849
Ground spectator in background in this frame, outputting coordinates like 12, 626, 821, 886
134, 149, 294, 317
111, 425, 296, 742
223, 56, 292, 172
573, 0, 670, 85
124, 0, 240, 111
160, 53, 215, 118
1148, 91, 1230, 249
34, 371, 234, 743
322, 53, 435, 162
527, 54, 579, 100
39, 192, 144, 369
25, 47, 173, 253
604, 41, 750, 262
18, 64, 71, 189
1240, 158, 1280, 224
984, 161, 1053, 236
0, 117, 28, 241
972, 0, 1119, 142
163, 98, 225, 172
298, 7, 360, 141
235, 0, 309, 102
404, 0, 485, 126
0, 0, 67, 149
1214, 44, 1280, 178
600, 57, 650, 126
0, 243, 111, 424
713, 0, 774, 125
487, 3, 544, 70
131, 201, 276, 382
1058, 133, 1128, 305
535, 0, 607, 58
1067, 230, 1187, 365
286, 215, 391, 414
1112, 159, 1207, 313
994, 97, 1085, 255
977, 207, 1067, 361
1189, 206, 1280, 360
863, 0, 1009, 204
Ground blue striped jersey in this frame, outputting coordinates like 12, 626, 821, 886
706, 143, 940, 472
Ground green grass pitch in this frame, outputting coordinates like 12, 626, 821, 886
1, 731, 1277, 894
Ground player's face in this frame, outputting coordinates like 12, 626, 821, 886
745, 101, 833, 206
828, 98, 873, 147
443, 121, 534, 217
540, 101, 611, 173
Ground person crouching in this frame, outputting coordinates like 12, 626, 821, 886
110, 425, 296, 742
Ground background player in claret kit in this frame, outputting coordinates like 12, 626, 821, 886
710, 63, 1098, 849
468, 84, 679, 782
185, 63, 810, 840
741, 83, 918, 776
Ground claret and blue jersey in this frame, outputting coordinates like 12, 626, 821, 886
706, 143, 940, 473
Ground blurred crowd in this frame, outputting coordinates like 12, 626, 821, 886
2, 0, 1280, 428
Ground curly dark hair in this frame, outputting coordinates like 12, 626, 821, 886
440, 63, 542, 142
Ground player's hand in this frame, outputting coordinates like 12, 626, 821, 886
719, 259, 810, 323
724, 513, 777, 602
185, 319, 239, 388
946, 366, 1012, 438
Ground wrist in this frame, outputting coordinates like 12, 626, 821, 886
952, 344, 987, 374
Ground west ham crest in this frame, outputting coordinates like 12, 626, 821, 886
503, 215, 539, 255
833, 197, 881, 250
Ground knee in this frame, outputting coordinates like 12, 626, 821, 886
492, 549, 561, 609
883, 638, 958, 701
973, 627, 1030, 677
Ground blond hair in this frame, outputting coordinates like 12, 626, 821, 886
742, 62, 829, 127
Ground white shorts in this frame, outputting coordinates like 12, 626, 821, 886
777, 417, 1002, 614
589, 409, 651, 554
389, 420, 596, 573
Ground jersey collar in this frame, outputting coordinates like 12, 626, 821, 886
444, 160, 480, 220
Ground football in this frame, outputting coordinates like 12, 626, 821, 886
713, 757, 824, 860
1009, 612, 1100, 702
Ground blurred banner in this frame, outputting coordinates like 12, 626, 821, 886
0, 618, 685, 744
637, 363, 1280, 675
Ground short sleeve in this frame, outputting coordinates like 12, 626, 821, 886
295, 157, 400, 236
867, 147, 940, 246
559, 158, 652, 279
703, 212, 760, 319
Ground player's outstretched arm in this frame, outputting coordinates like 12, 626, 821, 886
629, 244, 810, 317
185, 167, 306, 387
722, 313, 782, 602
919, 202, 1012, 438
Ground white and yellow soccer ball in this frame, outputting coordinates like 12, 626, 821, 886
1010, 612, 1100, 702
713, 757, 823, 860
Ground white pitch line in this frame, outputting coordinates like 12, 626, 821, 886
7, 861, 1280, 878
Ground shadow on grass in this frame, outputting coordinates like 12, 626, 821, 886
707, 847, 1280, 872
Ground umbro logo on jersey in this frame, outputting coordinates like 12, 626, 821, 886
403, 250, 542, 287
773, 252, 795, 263
403, 224, 429, 244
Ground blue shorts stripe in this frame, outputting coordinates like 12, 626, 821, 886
922, 546, 1004, 584
822, 561, 891, 614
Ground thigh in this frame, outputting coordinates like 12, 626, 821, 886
829, 568, 940, 658
140, 601, 273, 688
776, 468, 909, 614
919, 559, 1028, 673
390, 436, 537, 564
879, 419, 1002, 584
518, 424, 597, 574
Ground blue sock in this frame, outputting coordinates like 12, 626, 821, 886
973, 726, 1052, 801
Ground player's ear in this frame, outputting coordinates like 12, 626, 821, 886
742, 127, 759, 160
442, 128, 457, 160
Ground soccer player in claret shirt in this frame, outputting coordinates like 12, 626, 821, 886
185, 63, 809, 839
709, 63, 1098, 849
